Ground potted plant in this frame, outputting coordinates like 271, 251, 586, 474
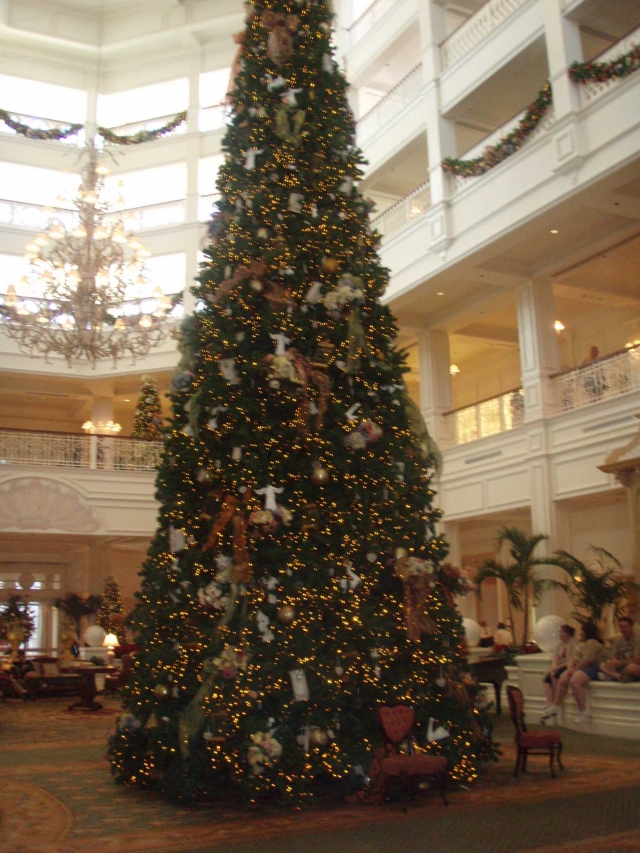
53, 592, 102, 641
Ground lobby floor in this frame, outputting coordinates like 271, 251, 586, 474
1, 696, 639, 853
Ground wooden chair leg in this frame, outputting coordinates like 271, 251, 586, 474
556, 743, 564, 772
549, 748, 557, 778
439, 771, 449, 806
514, 748, 522, 777
522, 750, 528, 773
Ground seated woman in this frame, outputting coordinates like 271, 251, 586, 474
542, 621, 604, 724
541, 624, 576, 714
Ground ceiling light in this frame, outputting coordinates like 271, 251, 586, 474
437, 291, 444, 296
449, 364, 460, 375
554, 320, 565, 332
550, 229, 559, 234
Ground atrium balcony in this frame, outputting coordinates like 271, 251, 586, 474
0, 430, 161, 536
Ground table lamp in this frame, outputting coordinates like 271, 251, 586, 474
102, 633, 118, 665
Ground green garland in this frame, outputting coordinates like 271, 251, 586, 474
0, 108, 82, 140
97, 110, 187, 145
0, 108, 187, 145
442, 82, 552, 179
569, 43, 640, 84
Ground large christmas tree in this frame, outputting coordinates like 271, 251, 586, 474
109, 0, 492, 803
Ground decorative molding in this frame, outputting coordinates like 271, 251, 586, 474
0, 477, 102, 533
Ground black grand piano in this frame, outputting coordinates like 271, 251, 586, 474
469, 656, 508, 714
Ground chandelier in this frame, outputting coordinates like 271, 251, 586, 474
0, 144, 174, 366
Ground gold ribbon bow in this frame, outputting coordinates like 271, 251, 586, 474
394, 559, 436, 642
211, 260, 266, 304
203, 490, 252, 585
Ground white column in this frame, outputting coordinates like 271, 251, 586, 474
183, 51, 204, 315
516, 279, 559, 422
540, 0, 583, 120
418, 328, 453, 449
417, 2, 456, 249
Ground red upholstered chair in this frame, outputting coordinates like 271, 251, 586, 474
370, 705, 448, 807
507, 686, 563, 778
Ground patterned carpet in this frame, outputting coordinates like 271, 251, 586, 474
1, 697, 639, 853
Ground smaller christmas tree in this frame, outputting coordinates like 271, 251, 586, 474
132, 377, 164, 440
96, 576, 126, 642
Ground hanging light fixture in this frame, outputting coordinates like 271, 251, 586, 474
0, 143, 177, 366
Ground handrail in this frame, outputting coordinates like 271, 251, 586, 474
550, 345, 638, 379
0, 426, 158, 442
444, 385, 524, 416
346, 0, 397, 49
439, 0, 530, 70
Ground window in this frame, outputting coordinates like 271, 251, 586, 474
0, 254, 28, 296
143, 253, 186, 296
200, 68, 231, 107
106, 162, 187, 210
0, 74, 87, 123
0, 162, 78, 207
199, 154, 224, 197
97, 78, 188, 128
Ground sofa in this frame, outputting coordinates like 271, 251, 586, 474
24, 656, 82, 697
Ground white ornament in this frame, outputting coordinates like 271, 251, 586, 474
244, 147, 264, 169
322, 54, 333, 72
256, 609, 274, 642
366, 552, 378, 563
169, 526, 186, 553
288, 192, 304, 213
219, 357, 240, 384
305, 281, 323, 304
346, 563, 362, 589
231, 446, 242, 461
269, 332, 291, 355
266, 74, 286, 91
345, 402, 361, 421
281, 87, 303, 107
338, 176, 353, 194
256, 483, 284, 512
289, 668, 310, 702
427, 718, 450, 742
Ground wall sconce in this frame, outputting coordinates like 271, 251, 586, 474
449, 364, 460, 375
554, 320, 565, 332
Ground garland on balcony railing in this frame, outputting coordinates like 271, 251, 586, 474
569, 43, 640, 84
96, 110, 187, 145
441, 82, 552, 178
0, 108, 187, 145
0, 108, 83, 140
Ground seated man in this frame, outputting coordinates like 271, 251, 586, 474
599, 616, 640, 682
3, 650, 35, 699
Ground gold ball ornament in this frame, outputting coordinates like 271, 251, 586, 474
311, 465, 330, 486
394, 547, 409, 560
321, 256, 340, 274
310, 728, 329, 747
256, 227, 269, 240
154, 684, 170, 700
249, 278, 264, 293
277, 604, 296, 624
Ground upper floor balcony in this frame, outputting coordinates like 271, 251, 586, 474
0, 430, 161, 537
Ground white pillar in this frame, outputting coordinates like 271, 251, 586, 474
516, 279, 559, 422
183, 50, 204, 315
418, 2, 456, 249
418, 328, 453, 449
540, 0, 583, 120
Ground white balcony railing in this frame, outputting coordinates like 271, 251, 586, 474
199, 103, 231, 133
445, 388, 524, 445
125, 199, 187, 231
553, 346, 640, 413
0, 111, 84, 146
356, 65, 423, 144
0, 197, 186, 234
100, 114, 187, 144
0, 430, 163, 471
452, 102, 555, 192
578, 26, 640, 107
440, 0, 530, 70
346, 0, 398, 49
370, 182, 431, 244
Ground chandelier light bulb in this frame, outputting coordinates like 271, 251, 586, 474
16, 303, 30, 316
84, 190, 99, 205
36, 313, 49, 324
4, 285, 17, 307
151, 286, 163, 299
25, 241, 40, 254
67, 269, 81, 286
112, 224, 128, 244
114, 317, 126, 330
49, 224, 65, 240
34, 233, 49, 247
139, 314, 152, 329
93, 225, 109, 240
71, 225, 88, 238
129, 236, 143, 250
136, 245, 151, 258
95, 163, 110, 175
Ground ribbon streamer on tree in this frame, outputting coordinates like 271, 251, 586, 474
394, 559, 436, 642
178, 657, 219, 759
211, 260, 267, 303
274, 105, 306, 146
289, 350, 331, 433
346, 306, 366, 373
203, 490, 253, 585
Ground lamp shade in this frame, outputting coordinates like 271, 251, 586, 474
103, 633, 119, 648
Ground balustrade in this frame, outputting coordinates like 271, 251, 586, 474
370, 182, 431, 244
356, 65, 423, 144
347, 0, 397, 49
199, 104, 231, 133
440, 0, 530, 70
445, 388, 524, 445
553, 345, 640, 413
578, 26, 640, 107
0, 429, 163, 471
